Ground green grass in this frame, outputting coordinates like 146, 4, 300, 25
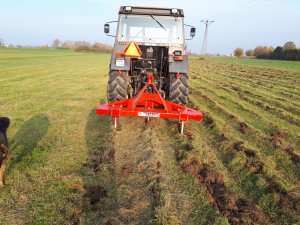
0, 48, 111, 224
210, 56, 300, 71
0, 49, 299, 224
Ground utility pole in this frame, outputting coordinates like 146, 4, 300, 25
201, 20, 214, 55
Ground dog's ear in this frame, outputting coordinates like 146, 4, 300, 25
0, 117, 10, 129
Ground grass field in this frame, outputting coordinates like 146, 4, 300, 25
0, 48, 299, 225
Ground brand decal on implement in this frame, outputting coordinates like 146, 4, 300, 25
138, 112, 160, 118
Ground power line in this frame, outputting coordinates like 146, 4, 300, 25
201, 20, 214, 55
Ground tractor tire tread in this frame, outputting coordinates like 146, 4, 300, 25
107, 71, 127, 102
169, 73, 189, 105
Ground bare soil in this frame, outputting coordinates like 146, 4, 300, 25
181, 157, 270, 225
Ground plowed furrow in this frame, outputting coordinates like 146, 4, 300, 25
113, 118, 157, 224
111, 118, 210, 225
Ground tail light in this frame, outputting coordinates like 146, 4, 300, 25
173, 50, 184, 61
173, 55, 184, 61
115, 51, 125, 58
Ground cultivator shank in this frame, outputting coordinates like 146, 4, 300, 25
96, 74, 203, 134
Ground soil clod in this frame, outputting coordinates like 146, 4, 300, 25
239, 122, 250, 134
285, 147, 300, 163
84, 187, 107, 205
182, 160, 270, 225
203, 114, 215, 127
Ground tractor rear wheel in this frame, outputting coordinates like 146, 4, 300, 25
169, 73, 189, 105
107, 71, 127, 102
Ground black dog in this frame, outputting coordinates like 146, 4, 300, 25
0, 117, 10, 188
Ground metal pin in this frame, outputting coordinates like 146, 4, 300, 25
114, 117, 117, 129
180, 121, 184, 135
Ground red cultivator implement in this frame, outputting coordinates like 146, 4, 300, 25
96, 73, 203, 134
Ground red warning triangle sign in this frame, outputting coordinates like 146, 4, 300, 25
123, 41, 142, 58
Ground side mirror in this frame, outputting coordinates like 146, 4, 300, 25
190, 27, 196, 38
104, 23, 110, 34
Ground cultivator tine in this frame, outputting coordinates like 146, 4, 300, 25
180, 121, 185, 135
114, 117, 117, 130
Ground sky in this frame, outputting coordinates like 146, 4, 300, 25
1, 0, 300, 54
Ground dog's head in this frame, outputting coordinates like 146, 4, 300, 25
0, 117, 10, 159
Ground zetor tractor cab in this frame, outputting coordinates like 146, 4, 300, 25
104, 6, 196, 105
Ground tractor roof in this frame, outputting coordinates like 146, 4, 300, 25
119, 6, 184, 17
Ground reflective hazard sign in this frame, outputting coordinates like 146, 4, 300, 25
123, 41, 142, 58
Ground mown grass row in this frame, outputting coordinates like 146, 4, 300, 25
185, 57, 300, 224
190, 76, 300, 151
191, 69, 300, 117
190, 60, 300, 146
193, 61, 300, 102
210, 56, 300, 72
189, 61, 300, 114
188, 95, 299, 224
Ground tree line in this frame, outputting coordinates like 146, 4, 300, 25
234, 41, 300, 61
51, 39, 113, 53
0, 38, 113, 53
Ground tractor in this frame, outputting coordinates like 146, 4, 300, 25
97, 6, 202, 134
104, 6, 196, 105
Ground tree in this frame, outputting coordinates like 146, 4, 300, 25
234, 48, 244, 57
52, 38, 61, 48
245, 49, 254, 57
254, 46, 274, 59
249, 42, 299, 61
273, 46, 283, 59
0, 38, 4, 46
283, 41, 296, 51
